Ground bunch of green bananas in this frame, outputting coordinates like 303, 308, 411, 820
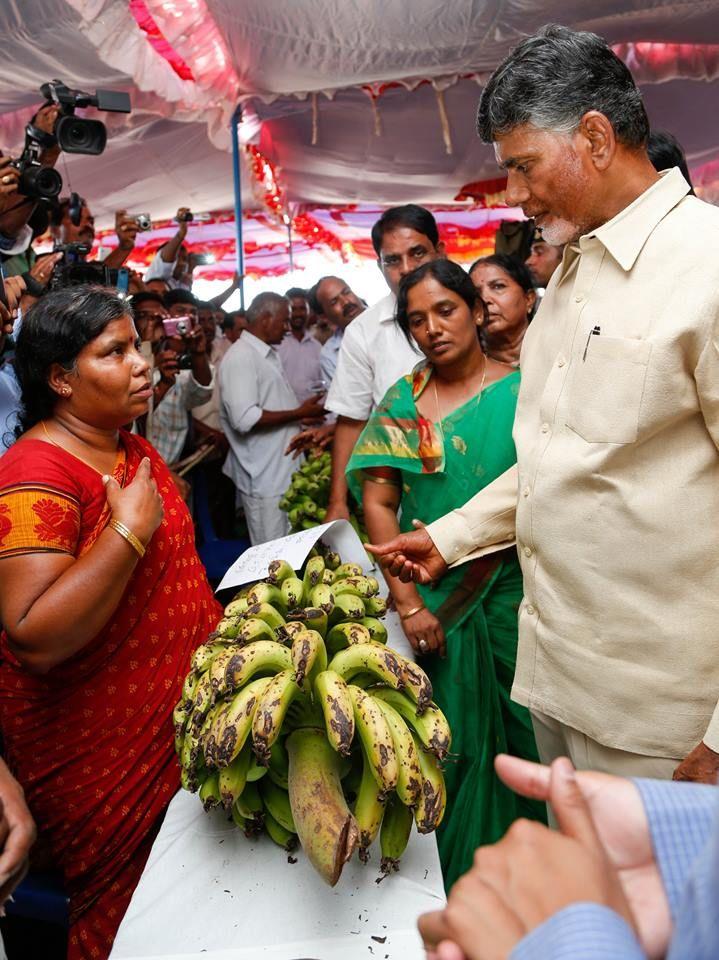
173, 544, 451, 885
279, 452, 368, 541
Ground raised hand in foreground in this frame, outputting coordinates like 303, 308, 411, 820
419, 756, 668, 960
366, 520, 447, 585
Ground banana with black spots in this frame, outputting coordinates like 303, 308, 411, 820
412, 733, 447, 834
218, 640, 292, 701
280, 577, 304, 611
370, 688, 451, 760
328, 643, 406, 692
208, 676, 274, 767
251, 668, 302, 764
379, 793, 414, 874
348, 684, 398, 796
219, 743, 252, 808
355, 745, 386, 861
314, 669, 355, 757
290, 629, 327, 688
245, 601, 286, 632
266, 559, 295, 585
325, 621, 372, 656
374, 698, 422, 807
327, 593, 366, 627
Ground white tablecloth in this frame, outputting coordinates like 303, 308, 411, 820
110, 610, 445, 960
110, 786, 445, 960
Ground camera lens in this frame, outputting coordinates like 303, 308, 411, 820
56, 116, 107, 156
177, 320, 188, 336
19, 165, 62, 199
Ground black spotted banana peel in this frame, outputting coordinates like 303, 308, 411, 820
190, 641, 227, 676
246, 601, 286, 632
287, 727, 359, 886
348, 684, 399, 796
276, 620, 305, 645
325, 622, 372, 656
234, 780, 264, 833
309, 583, 335, 613
314, 669, 355, 757
370, 688, 451, 761
219, 743, 252, 809
324, 550, 341, 571
359, 617, 388, 644
246, 582, 287, 614
301, 555, 325, 604
332, 562, 364, 581
219, 640, 292, 700
280, 577, 304, 611
207, 647, 244, 702
189, 671, 217, 729
291, 629, 328, 688
412, 734, 447, 834
266, 558, 295, 585
182, 670, 199, 702
260, 777, 296, 833
285, 606, 328, 638
327, 593, 366, 627
236, 617, 276, 645
209, 676, 274, 768
399, 658, 434, 714
179, 718, 204, 791
215, 616, 243, 639
264, 809, 298, 851
251, 669, 302, 764
223, 597, 249, 618
199, 770, 222, 810
328, 643, 406, 692
374, 698, 422, 807
321, 568, 336, 586
333, 576, 378, 600
355, 744, 386, 862
363, 596, 388, 618
200, 699, 234, 766
380, 793, 414, 875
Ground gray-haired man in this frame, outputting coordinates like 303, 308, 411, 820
370, 25, 719, 786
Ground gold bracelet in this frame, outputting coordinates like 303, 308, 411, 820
109, 519, 146, 559
399, 603, 425, 621
361, 470, 401, 486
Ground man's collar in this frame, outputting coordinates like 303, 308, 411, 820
243, 330, 273, 356
377, 292, 398, 324
585, 167, 691, 272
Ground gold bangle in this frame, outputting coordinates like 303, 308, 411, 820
399, 603, 425, 621
109, 519, 146, 559
362, 470, 401, 486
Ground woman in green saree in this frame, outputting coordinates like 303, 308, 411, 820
347, 260, 544, 890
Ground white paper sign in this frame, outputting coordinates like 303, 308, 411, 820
215, 520, 373, 594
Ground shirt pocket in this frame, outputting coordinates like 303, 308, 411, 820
566, 336, 652, 444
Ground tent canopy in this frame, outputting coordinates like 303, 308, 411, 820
0, 1, 717, 226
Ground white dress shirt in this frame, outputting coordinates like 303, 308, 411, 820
320, 328, 343, 384
324, 292, 421, 419
428, 169, 719, 759
219, 331, 300, 497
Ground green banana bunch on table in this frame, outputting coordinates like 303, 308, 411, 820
173, 542, 452, 885
279, 451, 369, 541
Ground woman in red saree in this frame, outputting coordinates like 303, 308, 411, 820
0, 286, 221, 959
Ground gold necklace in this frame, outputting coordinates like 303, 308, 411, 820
432, 353, 487, 426
40, 421, 119, 477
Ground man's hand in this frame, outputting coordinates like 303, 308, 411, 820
155, 348, 179, 386
673, 740, 719, 784
325, 499, 351, 522
419, 758, 640, 960
296, 394, 326, 421
494, 754, 672, 958
0, 759, 36, 910
175, 207, 191, 238
34, 104, 61, 166
0, 154, 20, 213
115, 209, 139, 251
185, 326, 207, 355
366, 523, 448, 585
285, 422, 336, 459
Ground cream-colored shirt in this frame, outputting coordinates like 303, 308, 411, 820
429, 168, 719, 757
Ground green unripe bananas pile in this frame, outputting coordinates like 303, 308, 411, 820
174, 543, 451, 885
279, 451, 368, 541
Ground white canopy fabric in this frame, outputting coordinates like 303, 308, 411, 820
0, 0, 718, 225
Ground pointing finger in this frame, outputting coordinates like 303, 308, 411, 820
549, 757, 601, 849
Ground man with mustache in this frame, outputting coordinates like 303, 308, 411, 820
370, 25, 719, 787
310, 275, 366, 383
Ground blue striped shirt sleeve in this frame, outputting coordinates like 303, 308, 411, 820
510, 904, 645, 960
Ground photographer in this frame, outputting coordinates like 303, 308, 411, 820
49, 197, 139, 268
146, 290, 213, 466
144, 207, 193, 290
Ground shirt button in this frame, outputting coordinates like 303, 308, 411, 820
523, 546, 532, 558
541, 422, 550, 434
557, 356, 566, 367
526, 604, 536, 616
522, 486, 530, 498
575, 294, 584, 303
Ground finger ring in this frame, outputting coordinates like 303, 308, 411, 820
418, 639, 428, 653
1, 176, 11, 184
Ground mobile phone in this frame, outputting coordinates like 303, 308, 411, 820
192, 253, 215, 266
162, 315, 194, 337
116, 267, 130, 298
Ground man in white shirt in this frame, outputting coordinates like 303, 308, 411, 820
277, 287, 323, 402
220, 292, 325, 545
369, 25, 719, 787
324, 206, 445, 521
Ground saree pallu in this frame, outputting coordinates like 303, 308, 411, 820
0, 431, 222, 959
348, 364, 545, 890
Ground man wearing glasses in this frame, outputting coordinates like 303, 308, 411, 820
323, 205, 445, 521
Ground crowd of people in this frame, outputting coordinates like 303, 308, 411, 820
0, 21, 716, 960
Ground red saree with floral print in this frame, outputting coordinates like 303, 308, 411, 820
0, 431, 221, 959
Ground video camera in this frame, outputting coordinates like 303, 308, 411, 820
13, 80, 131, 201
48, 242, 126, 293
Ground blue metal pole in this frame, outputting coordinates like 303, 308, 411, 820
230, 104, 245, 310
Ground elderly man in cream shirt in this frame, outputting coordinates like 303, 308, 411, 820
370, 26, 719, 786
